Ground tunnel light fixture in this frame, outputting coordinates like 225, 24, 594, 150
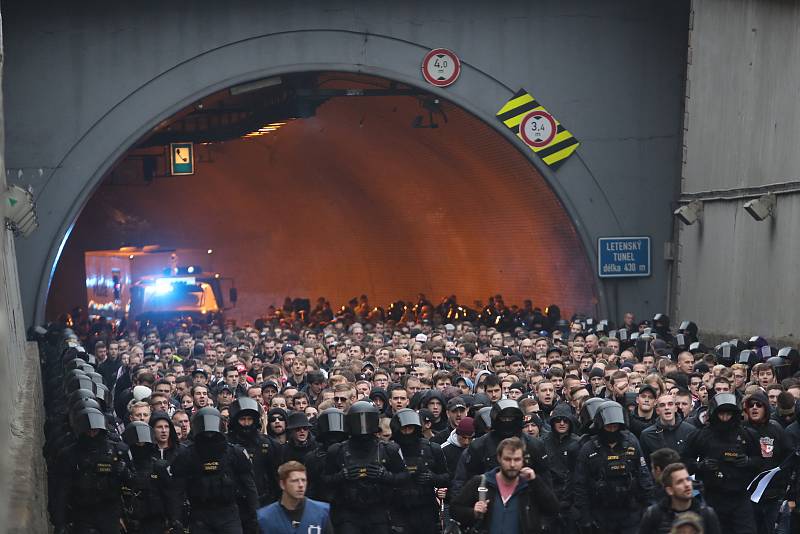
242, 119, 295, 139
744, 193, 776, 221
3, 184, 38, 237
674, 200, 703, 225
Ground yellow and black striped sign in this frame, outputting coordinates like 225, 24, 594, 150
496, 89, 579, 168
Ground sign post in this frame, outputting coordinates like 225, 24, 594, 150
597, 237, 651, 278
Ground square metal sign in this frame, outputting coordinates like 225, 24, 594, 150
597, 236, 651, 278
170, 142, 194, 176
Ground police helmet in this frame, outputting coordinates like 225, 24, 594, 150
67, 388, 96, 408
317, 408, 347, 437
93, 382, 112, 412
64, 358, 88, 372
123, 421, 155, 447
345, 401, 380, 436
229, 397, 262, 425
709, 393, 740, 419
390, 408, 421, 438
767, 354, 793, 382
715, 342, 737, 366
678, 320, 699, 340
578, 397, 606, 429
71, 407, 107, 436
738, 349, 759, 367
653, 313, 670, 332
65, 375, 95, 395
191, 407, 224, 437
286, 411, 311, 431
594, 401, 626, 428
474, 406, 492, 435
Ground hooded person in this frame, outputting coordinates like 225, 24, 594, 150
681, 393, 760, 534
574, 401, 654, 534
267, 407, 288, 444
452, 399, 552, 496
441, 417, 475, 475
121, 421, 182, 533
543, 403, 580, 529
421, 389, 449, 433
228, 397, 282, 506
149, 411, 181, 463
389, 408, 450, 533
743, 391, 792, 534
282, 411, 318, 464
368, 387, 389, 415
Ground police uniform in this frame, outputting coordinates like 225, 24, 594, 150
227, 398, 281, 506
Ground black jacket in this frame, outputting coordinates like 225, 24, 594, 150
744, 418, 792, 501
639, 419, 698, 463
451, 467, 559, 533
638, 497, 722, 534
628, 410, 657, 438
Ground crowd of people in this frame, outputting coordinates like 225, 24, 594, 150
38, 293, 800, 534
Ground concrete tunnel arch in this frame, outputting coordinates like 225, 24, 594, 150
21, 30, 613, 323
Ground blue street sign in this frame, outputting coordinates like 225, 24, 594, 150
597, 237, 651, 278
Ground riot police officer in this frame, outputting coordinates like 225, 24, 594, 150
227, 397, 281, 506
305, 407, 348, 502
681, 393, 760, 534
390, 408, 450, 533
325, 401, 407, 534
51, 407, 131, 534
121, 421, 182, 533
171, 407, 259, 534
453, 399, 551, 495
544, 403, 581, 533
574, 401, 654, 534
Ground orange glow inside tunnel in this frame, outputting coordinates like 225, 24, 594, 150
46, 78, 597, 322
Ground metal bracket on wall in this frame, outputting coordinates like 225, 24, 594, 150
678, 179, 800, 203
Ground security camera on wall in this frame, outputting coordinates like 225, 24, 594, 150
744, 193, 776, 221
3, 184, 38, 238
674, 200, 703, 225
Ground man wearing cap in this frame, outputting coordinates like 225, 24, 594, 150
629, 385, 659, 437
640, 394, 698, 463
441, 417, 475, 475
431, 396, 469, 444
282, 411, 317, 465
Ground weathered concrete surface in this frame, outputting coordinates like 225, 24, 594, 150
674, 0, 800, 344
0, 8, 49, 531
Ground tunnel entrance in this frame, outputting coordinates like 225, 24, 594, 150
46, 72, 597, 324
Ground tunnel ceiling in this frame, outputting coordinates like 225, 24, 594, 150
47, 73, 597, 322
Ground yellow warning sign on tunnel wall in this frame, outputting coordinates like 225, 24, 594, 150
496, 89, 579, 168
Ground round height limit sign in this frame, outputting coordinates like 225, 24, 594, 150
422, 48, 461, 87
519, 110, 557, 148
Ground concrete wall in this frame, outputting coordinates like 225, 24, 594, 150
3, 0, 690, 327
0, 11, 49, 531
674, 0, 800, 344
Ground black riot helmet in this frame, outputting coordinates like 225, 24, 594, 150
123, 421, 156, 448
708, 393, 740, 427
317, 408, 347, 442
474, 406, 492, 437
67, 388, 96, 408
64, 358, 88, 372
738, 349, 759, 367
86, 371, 104, 386
767, 352, 794, 382
229, 397, 262, 425
715, 342, 737, 366
490, 399, 523, 438
578, 397, 606, 433
594, 401, 626, 428
652, 314, 671, 336
93, 382, 113, 413
71, 407, 107, 436
191, 407, 225, 438
777, 347, 800, 378
390, 408, 422, 441
65, 375, 95, 395
61, 346, 84, 366
64, 369, 88, 384
678, 321, 699, 342
345, 401, 380, 436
